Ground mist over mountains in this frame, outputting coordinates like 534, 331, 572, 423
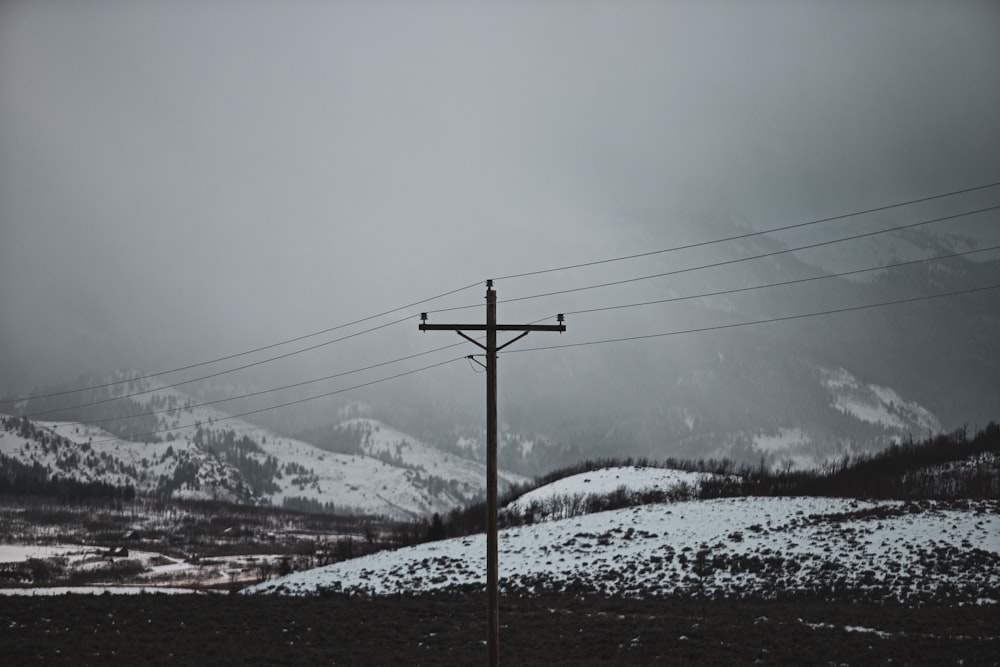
351, 223, 1000, 474
1, 2, 998, 492
6, 222, 996, 486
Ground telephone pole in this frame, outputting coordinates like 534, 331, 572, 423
420, 280, 565, 667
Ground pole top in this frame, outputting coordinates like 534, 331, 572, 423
486, 279, 493, 288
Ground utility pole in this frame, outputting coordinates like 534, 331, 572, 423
420, 280, 565, 667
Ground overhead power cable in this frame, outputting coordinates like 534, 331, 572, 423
427, 237, 1000, 318
80, 357, 464, 446
0, 280, 483, 406
77, 283, 1000, 444
5, 182, 997, 408
495, 181, 1000, 281
57, 243, 998, 429
46, 339, 474, 428
557, 244, 1000, 318
20, 314, 416, 419
31, 217, 1000, 421
499, 204, 1000, 306
28, 282, 998, 443
505, 284, 1000, 354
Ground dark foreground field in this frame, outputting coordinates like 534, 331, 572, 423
1, 593, 997, 666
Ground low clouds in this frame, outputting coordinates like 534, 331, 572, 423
1, 1, 998, 393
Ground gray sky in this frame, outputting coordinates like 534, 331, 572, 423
1, 0, 998, 395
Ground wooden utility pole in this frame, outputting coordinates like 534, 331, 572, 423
420, 280, 565, 667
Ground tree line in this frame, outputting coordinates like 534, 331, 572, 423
0, 451, 135, 502
418, 423, 999, 541
701, 422, 1000, 500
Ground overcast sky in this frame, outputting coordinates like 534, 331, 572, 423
1, 1, 998, 395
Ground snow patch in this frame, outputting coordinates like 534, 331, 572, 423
507, 466, 711, 517
821, 368, 940, 435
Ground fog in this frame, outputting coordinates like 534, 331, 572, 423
1, 0, 998, 406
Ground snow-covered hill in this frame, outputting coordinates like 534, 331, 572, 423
504, 465, 714, 522
247, 463, 1000, 602
247, 495, 999, 602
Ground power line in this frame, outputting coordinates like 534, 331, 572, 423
37, 205, 1000, 418
495, 181, 1000, 281
557, 245, 1000, 318
80, 357, 464, 445
427, 239, 1000, 317
1, 280, 483, 406
29, 282, 1000, 443
55, 243, 997, 428
20, 314, 417, 419
6, 183, 998, 408
422, 301, 488, 317
46, 340, 474, 428
116, 278, 986, 452
505, 284, 1000, 354
499, 204, 1000, 306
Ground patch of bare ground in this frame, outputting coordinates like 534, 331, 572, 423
1, 593, 997, 666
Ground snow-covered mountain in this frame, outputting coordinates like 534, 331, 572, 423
821, 367, 940, 434
0, 415, 250, 501
413, 349, 955, 476
351, 225, 998, 476
3, 227, 996, 483
0, 376, 528, 520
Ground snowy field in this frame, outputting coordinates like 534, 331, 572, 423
0, 545, 86, 562
0, 586, 211, 596
0, 540, 289, 593
248, 495, 1000, 602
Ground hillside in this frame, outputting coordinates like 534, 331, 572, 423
503, 465, 715, 523
247, 495, 999, 603
249, 429, 1000, 602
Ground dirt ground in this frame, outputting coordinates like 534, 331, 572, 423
1, 592, 997, 666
